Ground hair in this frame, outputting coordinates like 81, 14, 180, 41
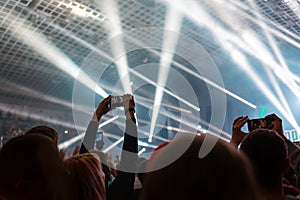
90, 149, 113, 191
25, 125, 59, 146
240, 128, 288, 189
64, 153, 106, 200
0, 134, 70, 200
141, 134, 258, 200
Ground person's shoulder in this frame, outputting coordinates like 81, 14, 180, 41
286, 194, 300, 200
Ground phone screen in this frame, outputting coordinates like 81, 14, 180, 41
110, 96, 123, 108
96, 132, 103, 142
247, 118, 269, 132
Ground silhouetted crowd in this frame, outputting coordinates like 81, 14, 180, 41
0, 94, 300, 200
0, 110, 77, 146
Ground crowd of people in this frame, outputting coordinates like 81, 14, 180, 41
0, 94, 300, 200
0, 110, 77, 147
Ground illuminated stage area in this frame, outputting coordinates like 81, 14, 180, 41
0, 0, 300, 157
2, 1, 300, 200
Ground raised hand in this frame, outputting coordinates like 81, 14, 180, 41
122, 94, 135, 120
95, 95, 112, 121
265, 113, 284, 136
122, 94, 135, 109
230, 116, 249, 148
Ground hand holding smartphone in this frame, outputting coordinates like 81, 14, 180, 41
108, 94, 134, 108
108, 95, 125, 108
247, 117, 274, 132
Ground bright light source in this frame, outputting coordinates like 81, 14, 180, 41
135, 95, 192, 114
64, 130, 69, 134
197, 125, 202, 130
58, 1, 104, 20
95, 0, 132, 94
149, 4, 183, 143
138, 148, 146, 156
102, 137, 124, 153
128, 68, 201, 111
138, 141, 149, 147
58, 116, 119, 149
127, 36, 256, 109
0, 103, 86, 133
238, 3, 300, 134
4, 15, 108, 98
229, 47, 300, 133
3, 80, 94, 114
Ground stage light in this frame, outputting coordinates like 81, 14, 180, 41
241, 2, 300, 133
260, 106, 266, 118
149, 4, 183, 142
265, 67, 300, 133
94, 0, 132, 94
126, 36, 256, 109
45, 15, 203, 113
58, 1, 104, 20
3, 14, 108, 98
58, 116, 119, 149
167, 126, 173, 131
2, 80, 94, 114
129, 68, 201, 111
229, 47, 300, 133
0, 103, 86, 132
138, 148, 146, 156
102, 137, 124, 153
159, 0, 295, 114
226, 0, 300, 57
135, 95, 192, 114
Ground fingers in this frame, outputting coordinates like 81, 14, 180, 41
231, 116, 249, 147
266, 113, 283, 135
122, 94, 134, 108
233, 116, 244, 124
122, 94, 132, 101
233, 116, 249, 128
105, 95, 111, 102
96, 96, 113, 120
72, 146, 80, 156
265, 113, 282, 122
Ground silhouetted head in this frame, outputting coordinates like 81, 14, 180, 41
0, 134, 70, 200
64, 153, 106, 200
25, 125, 59, 146
240, 128, 288, 190
141, 134, 258, 200
90, 149, 114, 191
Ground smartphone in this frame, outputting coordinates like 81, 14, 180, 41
247, 117, 273, 132
110, 96, 124, 108
96, 132, 103, 142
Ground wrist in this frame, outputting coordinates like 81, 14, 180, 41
125, 109, 135, 120
124, 107, 135, 113
229, 139, 240, 148
96, 112, 103, 121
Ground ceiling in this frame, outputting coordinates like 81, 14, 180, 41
1, 0, 300, 150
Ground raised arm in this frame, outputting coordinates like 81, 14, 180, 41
107, 94, 138, 200
230, 116, 249, 148
79, 96, 111, 154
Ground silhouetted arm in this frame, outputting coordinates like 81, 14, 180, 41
107, 95, 138, 200
79, 96, 111, 154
